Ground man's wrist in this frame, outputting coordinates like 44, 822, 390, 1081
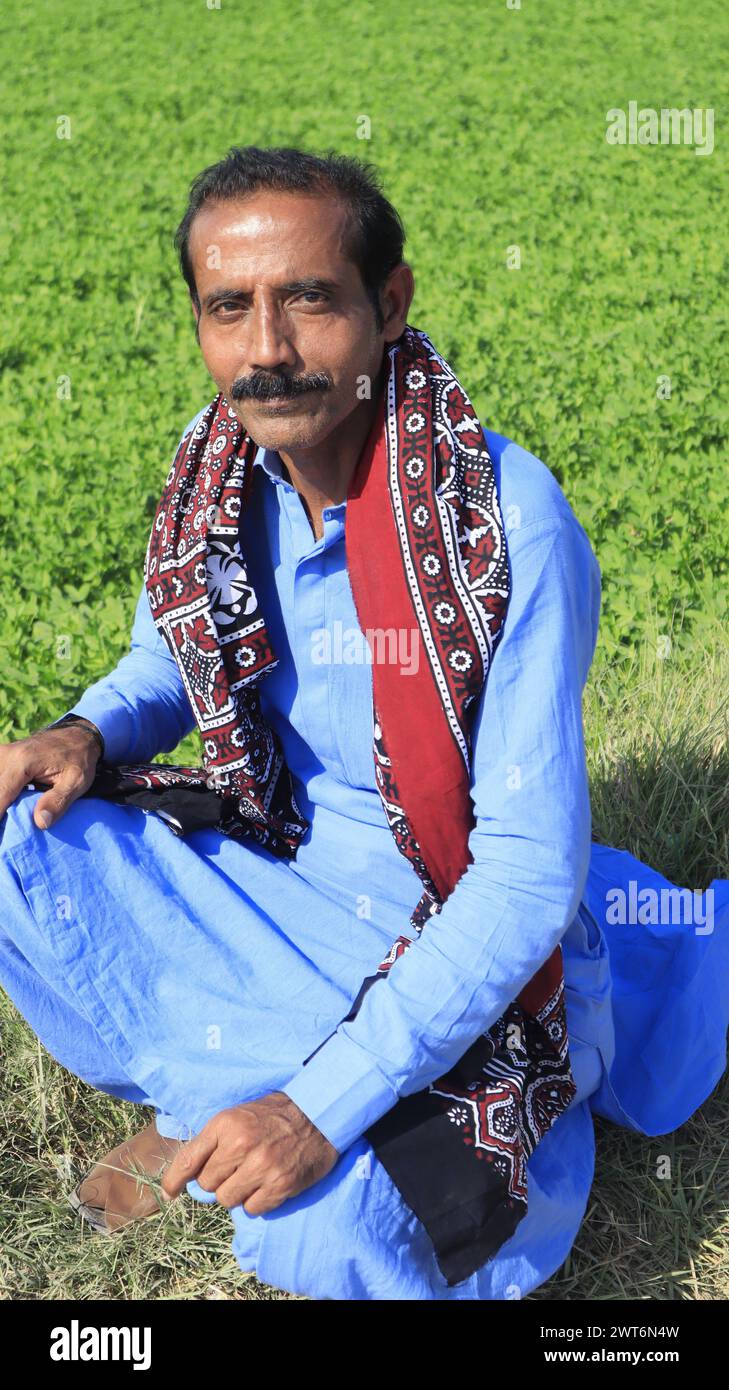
43, 712, 105, 759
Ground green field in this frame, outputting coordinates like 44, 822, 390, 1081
0, 0, 727, 1301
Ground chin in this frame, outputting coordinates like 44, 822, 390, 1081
244, 405, 334, 452
256, 425, 324, 453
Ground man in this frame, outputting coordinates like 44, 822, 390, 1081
1, 146, 727, 1301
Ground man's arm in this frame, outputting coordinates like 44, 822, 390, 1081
59, 580, 196, 765
4, 581, 196, 829
280, 505, 602, 1154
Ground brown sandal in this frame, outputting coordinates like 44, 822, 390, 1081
66, 1121, 185, 1235
66, 1172, 168, 1235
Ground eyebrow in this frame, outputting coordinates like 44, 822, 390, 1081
202, 277, 340, 311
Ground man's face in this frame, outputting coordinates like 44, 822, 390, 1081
187, 190, 402, 451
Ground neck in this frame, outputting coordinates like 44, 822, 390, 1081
276, 362, 385, 539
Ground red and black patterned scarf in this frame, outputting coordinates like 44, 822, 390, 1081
88, 325, 576, 1286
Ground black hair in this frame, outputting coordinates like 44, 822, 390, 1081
173, 145, 407, 332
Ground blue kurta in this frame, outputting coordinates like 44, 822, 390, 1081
1, 411, 727, 1301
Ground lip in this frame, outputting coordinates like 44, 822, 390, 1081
254, 389, 313, 411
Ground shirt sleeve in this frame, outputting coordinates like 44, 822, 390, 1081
61, 580, 197, 764
280, 508, 602, 1153
57, 411, 206, 764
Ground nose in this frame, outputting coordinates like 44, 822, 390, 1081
245, 297, 297, 374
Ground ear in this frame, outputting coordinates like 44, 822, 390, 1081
381, 263, 415, 344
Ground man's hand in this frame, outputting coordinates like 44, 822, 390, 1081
0, 722, 103, 830
160, 1092, 339, 1216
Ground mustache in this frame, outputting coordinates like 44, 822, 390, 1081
230, 370, 331, 402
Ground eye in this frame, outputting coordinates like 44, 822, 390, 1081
297, 291, 327, 304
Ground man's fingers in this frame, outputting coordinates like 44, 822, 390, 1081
241, 1186, 280, 1218
194, 1145, 267, 1205
33, 767, 90, 829
0, 761, 34, 821
161, 1129, 218, 1200
219, 1173, 278, 1214
212, 1158, 296, 1213
0, 727, 99, 826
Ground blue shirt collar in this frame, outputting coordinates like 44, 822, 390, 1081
253, 445, 289, 484
252, 445, 346, 514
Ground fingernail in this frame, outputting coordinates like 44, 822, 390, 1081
37, 810, 53, 829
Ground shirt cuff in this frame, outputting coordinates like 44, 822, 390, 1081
59, 697, 134, 766
280, 1027, 399, 1154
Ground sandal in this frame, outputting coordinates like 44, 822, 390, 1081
66, 1121, 185, 1235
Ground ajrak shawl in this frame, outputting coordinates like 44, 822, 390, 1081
86, 325, 577, 1286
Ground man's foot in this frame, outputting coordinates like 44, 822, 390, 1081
68, 1120, 187, 1234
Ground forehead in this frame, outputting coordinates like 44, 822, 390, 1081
187, 191, 356, 282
